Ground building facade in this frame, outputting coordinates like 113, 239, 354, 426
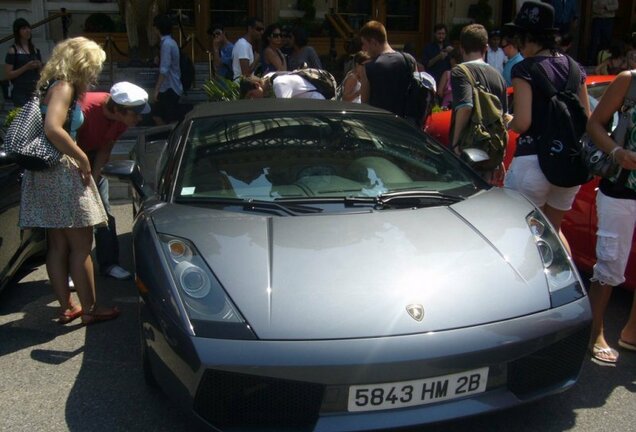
1, 1, 636, 66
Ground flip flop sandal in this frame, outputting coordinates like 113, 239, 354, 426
81, 306, 120, 326
618, 339, 636, 352
590, 345, 619, 363
58, 306, 83, 324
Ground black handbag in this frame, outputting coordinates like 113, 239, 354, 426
4, 85, 75, 171
581, 70, 636, 179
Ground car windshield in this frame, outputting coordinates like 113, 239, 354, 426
174, 112, 482, 206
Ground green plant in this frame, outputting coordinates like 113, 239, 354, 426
203, 76, 239, 101
3, 107, 21, 128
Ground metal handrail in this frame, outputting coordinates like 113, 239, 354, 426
175, 9, 213, 85
0, 8, 71, 45
101, 35, 130, 85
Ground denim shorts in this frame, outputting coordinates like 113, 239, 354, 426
592, 191, 636, 286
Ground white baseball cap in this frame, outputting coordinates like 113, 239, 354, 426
110, 81, 150, 114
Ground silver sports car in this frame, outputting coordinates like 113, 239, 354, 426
106, 100, 591, 432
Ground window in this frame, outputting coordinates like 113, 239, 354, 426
386, 0, 419, 32
336, 0, 372, 31
168, 0, 196, 26
210, 0, 250, 28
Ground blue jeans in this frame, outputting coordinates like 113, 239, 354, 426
95, 176, 119, 273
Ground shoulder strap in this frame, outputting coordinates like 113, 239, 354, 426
530, 55, 581, 97
564, 55, 581, 93
12, 44, 18, 70
457, 63, 476, 88
529, 60, 557, 97
399, 51, 416, 78
623, 70, 636, 107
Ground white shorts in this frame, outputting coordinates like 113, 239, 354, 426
592, 191, 636, 286
504, 155, 580, 211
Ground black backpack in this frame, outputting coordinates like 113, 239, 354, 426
399, 52, 436, 125
281, 68, 337, 100
530, 56, 591, 187
179, 49, 195, 92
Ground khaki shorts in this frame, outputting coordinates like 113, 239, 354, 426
592, 191, 636, 286
504, 155, 580, 211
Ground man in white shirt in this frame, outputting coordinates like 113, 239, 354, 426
231, 17, 264, 80
239, 73, 326, 100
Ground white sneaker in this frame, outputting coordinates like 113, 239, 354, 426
105, 265, 132, 280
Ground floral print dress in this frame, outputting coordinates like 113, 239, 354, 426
19, 83, 107, 228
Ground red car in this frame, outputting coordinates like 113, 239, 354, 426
426, 75, 635, 291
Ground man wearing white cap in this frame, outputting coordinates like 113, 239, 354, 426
76, 81, 150, 280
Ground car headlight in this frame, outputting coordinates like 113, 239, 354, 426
159, 234, 244, 323
526, 211, 585, 307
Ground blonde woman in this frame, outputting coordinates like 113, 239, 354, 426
19, 37, 119, 326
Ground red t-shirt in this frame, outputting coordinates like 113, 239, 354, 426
76, 92, 128, 152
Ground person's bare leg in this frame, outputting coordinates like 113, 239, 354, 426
541, 204, 571, 254
66, 226, 119, 323
588, 280, 618, 362
620, 292, 636, 345
65, 227, 96, 311
46, 228, 74, 312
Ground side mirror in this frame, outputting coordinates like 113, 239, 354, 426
0, 149, 17, 167
103, 160, 148, 199
461, 148, 490, 165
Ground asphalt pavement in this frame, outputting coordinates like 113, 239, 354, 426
0, 202, 634, 432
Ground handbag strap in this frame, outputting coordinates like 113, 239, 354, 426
611, 70, 636, 147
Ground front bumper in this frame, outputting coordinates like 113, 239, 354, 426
149, 297, 591, 432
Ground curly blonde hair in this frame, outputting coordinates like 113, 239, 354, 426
37, 37, 106, 93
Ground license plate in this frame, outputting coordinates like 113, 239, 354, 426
347, 367, 488, 412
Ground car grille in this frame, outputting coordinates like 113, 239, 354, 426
193, 369, 324, 429
508, 326, 590, 398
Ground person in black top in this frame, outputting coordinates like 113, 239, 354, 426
4, 18, 42, 107
358, 20, 413, 119
586, 70, 636, 364
421, 23, 453, 86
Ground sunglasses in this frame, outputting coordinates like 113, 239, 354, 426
271, 32, 282, 38
255, 26, 265, 32
282, 33, 290, 38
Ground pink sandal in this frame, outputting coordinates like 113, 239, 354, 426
81, 306, 120, 326
58, 305, 83, 324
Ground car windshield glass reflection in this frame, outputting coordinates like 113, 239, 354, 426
175, 113, 481, 206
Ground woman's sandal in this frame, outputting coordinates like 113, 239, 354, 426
589, 345, 619, 363
58, 305, 83, 324
81, 306, 120, 326
618, 339, 636, 352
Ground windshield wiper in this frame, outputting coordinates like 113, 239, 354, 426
176, 197, 323, 216
343, 190, 463, 209
378, 190, 464, 204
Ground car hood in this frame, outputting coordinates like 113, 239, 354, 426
152, 188, 550, 340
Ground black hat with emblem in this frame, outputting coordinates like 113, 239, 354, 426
504, 1, 559, 33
